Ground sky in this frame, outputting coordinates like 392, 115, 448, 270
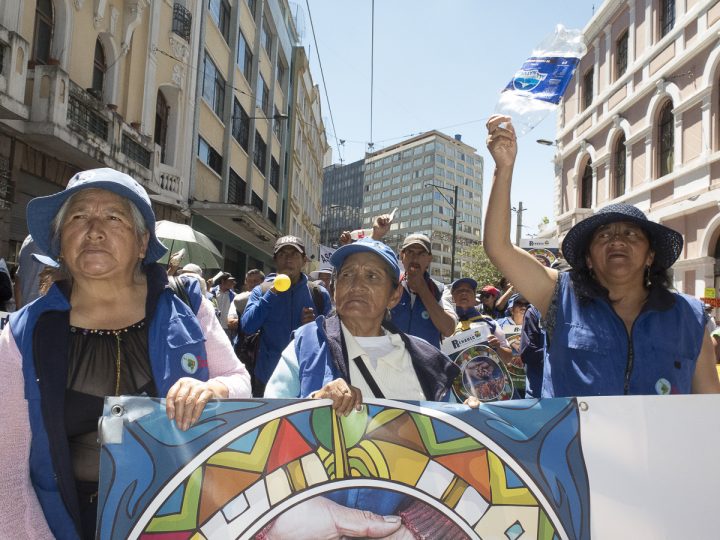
302, 0, 603, 240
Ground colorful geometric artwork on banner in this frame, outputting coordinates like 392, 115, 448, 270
98, 398, 589, 539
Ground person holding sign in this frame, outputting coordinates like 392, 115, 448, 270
483, 115, 720, 398
0, 168, 251, 539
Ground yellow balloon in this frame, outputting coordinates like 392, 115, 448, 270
274, 274, 291, 292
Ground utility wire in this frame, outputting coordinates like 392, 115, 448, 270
305, 0, 344, 164
370, 0, 375, 151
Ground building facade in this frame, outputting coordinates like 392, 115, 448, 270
0, 0, 195, 261
549, 0, 720, 298
362, 131, 484, 283
286, 45, 327, 263
320, 158, 365, 248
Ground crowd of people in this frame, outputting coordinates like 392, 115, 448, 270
1, 116, 720, 538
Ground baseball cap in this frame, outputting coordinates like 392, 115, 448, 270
178, 263, 203, 276
330, 238, 401, 281
274, 235, 306, 255
480, 285, 500, 297
451, 277, 478, 292
400, 233, 431, 254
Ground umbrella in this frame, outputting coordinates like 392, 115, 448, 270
155, 220, 223, 270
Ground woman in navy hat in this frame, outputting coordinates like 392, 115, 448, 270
0, 168, 250, 539
482, 115, 719, 399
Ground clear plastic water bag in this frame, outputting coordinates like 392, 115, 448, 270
495, 24, 587, 136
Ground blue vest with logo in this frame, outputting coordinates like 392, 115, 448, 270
544, 272, 704, 397
293, 315, 458, 401
10, 265, 208, 538
390, 274, 444, 348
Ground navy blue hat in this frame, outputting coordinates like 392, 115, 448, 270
562, 203, 683, 271
451, 277, 478, 292
26, 168, 167, 264
330, 238, 401, 281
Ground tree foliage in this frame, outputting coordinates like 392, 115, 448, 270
458, 243, 503, 287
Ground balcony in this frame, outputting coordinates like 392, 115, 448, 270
0, 27, 29, 120
23, 66, 162, 189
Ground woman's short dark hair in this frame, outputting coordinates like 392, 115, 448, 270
569, 229, 672, 303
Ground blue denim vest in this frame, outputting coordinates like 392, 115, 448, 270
544, 272, 704, 397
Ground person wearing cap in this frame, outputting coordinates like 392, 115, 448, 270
241, 235, 331, 395
478, 284, 503, 319
450, 278, 512, 366
263, 237, 465, 538
482, 115, 720, 398
176, 262, 208, 294
209, 272, 237, 338
0, 168, 251, 539
309, 267, 333, 291
385, 233, 456, 349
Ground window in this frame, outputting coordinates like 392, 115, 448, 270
202, 52, 225, 118
228, 169, 246, 205
208, 0, 230, 44
122, 135, 152, 168
256, 74, 269, 115
251, 191, 263, 212
270, 157, 280, 190
246, 0, 257, 18
582, 68, 594, 110
154, 91, 170, 164
172, 3, 192, 41
276, 60, 286, 88
91, 39, 106, 98
613, 134, 626, 198
580, 161, 593, 208
272, 107, 282, 140
615, 30, 628, 80
232, 99, 250, 151
261, 17, 273, 55
253, 131, 266, 172
237, 29, 252, 80
658, 101, 674, 177
660, 0, 675, 38
32, 0, 54, 65
198, 136, 222, 175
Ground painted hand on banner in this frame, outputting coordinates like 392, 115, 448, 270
263, 496, 402, 539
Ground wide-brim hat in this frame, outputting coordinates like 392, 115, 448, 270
26, 168, 167, 264
562, 203, 683, 271
330, 238, 401, 281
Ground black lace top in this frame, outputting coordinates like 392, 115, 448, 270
65, 320, 156, 482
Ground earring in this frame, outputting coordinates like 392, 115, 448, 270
644, 266, 651, 288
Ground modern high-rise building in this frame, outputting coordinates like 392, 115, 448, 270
362, 131, 484, 283
320, 158, 365, 247
548, 0, 720, 298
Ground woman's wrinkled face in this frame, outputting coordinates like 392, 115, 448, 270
334, 252, 401, 324
60, 189, 148, 281
586, 221, 654, 283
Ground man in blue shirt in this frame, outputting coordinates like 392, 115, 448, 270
241, 236, 331, 395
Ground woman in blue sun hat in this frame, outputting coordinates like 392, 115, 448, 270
0, 168, 250, 539
482, 114, 719, 399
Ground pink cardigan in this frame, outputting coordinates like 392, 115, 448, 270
0, 296, 251, 538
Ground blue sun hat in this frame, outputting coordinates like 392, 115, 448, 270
561, 203, 683, 271
26, 168, 168, 264
330, 238, 401, 281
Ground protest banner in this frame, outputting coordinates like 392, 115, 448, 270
0, 310, 9, 330
318, 245, 335, 266
98, 396, 720, 539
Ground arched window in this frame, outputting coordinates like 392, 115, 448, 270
580, 160, 593, 209
614, 134, 626, 198
32, 0, 54, 65
154, 90, 170, 164
91, 39, 106, 98
658, 101, 674, 177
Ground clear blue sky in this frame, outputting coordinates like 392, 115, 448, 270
303, 0, 603, 239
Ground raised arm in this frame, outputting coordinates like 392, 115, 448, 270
483, 115, 557, 316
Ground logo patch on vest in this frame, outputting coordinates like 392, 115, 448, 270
655, 378, 671, 395
421, 310, 430, 320
181, 353, 199, 374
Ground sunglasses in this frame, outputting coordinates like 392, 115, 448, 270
479, 293, 493, 299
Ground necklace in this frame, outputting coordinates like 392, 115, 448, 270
114, 332, 121, 396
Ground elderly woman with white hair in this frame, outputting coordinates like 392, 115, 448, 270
0, 168, 250, 539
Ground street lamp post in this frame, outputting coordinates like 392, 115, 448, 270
426, 182, 459, 280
